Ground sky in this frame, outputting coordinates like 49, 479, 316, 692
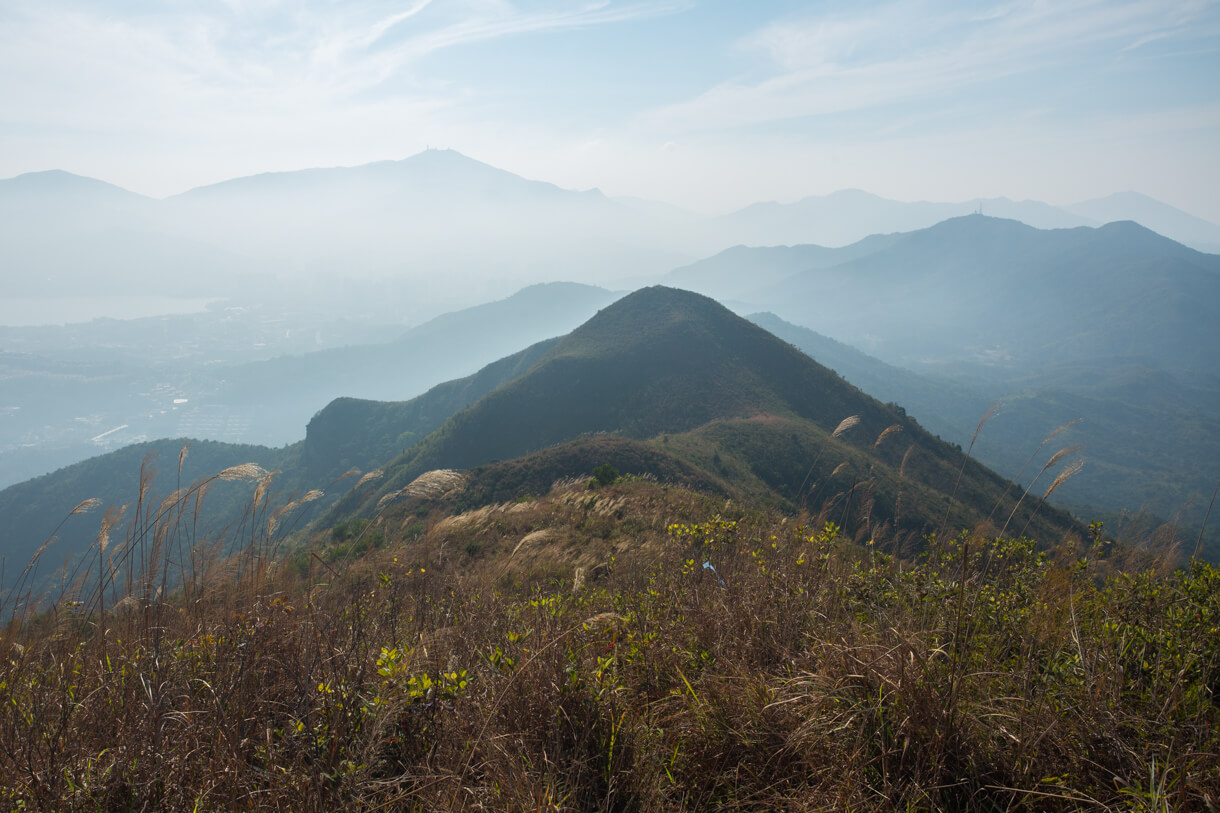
1, 0, 1218, 221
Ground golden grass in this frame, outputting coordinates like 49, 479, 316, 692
873, 423, 903, 448
355, 469, 384, 489
217, 462, 269, 481
832, 414, 861, 438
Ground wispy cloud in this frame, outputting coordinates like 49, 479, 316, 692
637, 0, 1220, 134
0, 1, 687, 124
307, 0, 691, 96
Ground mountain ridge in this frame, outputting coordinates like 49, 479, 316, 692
734, 215, 1220, 372
5, 153, 1218, 274
349, 286, 1080, 545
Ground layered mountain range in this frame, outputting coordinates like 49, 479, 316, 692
670, 215, 1220, 372
4, 150, 1218, 309
665, 216, 1220, 528
3, 152, 1218, 598
0, 287, 1083, 597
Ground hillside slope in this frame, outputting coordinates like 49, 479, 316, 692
363, 287, 1080, 544
217, 282, 623, 444
302, 337, 561, 483
0, 438, 296, 599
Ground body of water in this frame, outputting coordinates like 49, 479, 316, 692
0, 296, 219, 327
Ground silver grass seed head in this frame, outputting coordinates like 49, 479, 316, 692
218, 463, 269, 482
832, 415, 861, 438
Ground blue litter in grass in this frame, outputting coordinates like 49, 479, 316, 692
702, 561, 727, 589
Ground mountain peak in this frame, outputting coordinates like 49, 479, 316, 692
923, 213, 1037, 233
397, 147, 498, 174
392, 284, 898, 473
549, 286, 733, 356
603, 284, 716, 312
1091, 218, 1207, 255
0, 169, 147, 200
825, 188, 887, 202
360, 282, 1078, 543
1066, 192, 1220, 251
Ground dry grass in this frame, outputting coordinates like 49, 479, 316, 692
873, 424, 903, 449
1, 472, 1217, 811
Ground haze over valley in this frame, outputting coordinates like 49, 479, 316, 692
3, 150, 1219, 533
3, 155, 1218, 556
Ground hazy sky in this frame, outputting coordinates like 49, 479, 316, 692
2, 0, 1218, 220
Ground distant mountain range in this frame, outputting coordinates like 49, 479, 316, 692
1065, 192, 1220, 253
709, 189, 1220, 254
0, 151, 695, 306
0, 170, 250, 298
670, 215, 1220, 375
2, 151, 1217, 311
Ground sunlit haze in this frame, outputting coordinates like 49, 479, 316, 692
2, 0, 1218, 220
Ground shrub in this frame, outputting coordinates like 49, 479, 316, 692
590, 463, 619, 488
